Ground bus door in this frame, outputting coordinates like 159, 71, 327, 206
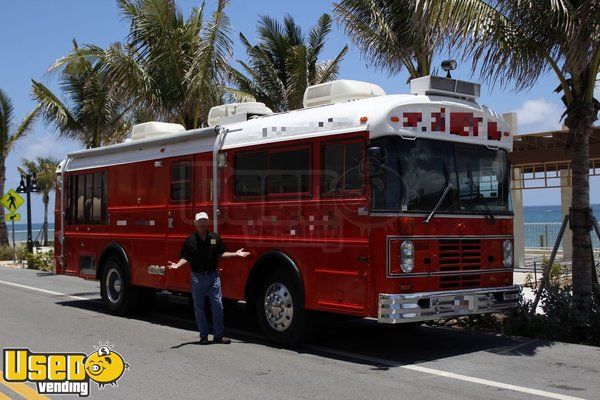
165, 157, 195, 292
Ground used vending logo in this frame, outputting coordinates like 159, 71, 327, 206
2, 341, 130, 397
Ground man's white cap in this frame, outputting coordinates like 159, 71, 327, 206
194, 212, 209, 221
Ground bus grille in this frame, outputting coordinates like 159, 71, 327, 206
438, 239, 482, 289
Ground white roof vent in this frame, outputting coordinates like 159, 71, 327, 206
303, 80, 386, 108
208, 102, 273, 127
410, 75, 480, 100
130, 121, 186, 141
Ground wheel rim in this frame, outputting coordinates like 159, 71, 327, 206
264, 282, 294, 332
106, 268, 123, 304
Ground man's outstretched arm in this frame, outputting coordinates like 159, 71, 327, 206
221, 248, 250, 258
167, 258, 188, 269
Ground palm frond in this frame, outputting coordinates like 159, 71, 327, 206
333, 0, 429, 78
232, 13, 346, 112
31, 80, 78, 135
315, 45, 349, 83
0, 88, 15, 155
307, 14, 333, 66
3, 105, 40, 155
414, 0, 572, 91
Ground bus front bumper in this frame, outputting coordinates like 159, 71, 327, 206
378, 285, 521, 323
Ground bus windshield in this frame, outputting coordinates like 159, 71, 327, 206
371, 137, 512, 215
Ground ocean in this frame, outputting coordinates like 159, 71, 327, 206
523, 204, 600, 223
4, 205, 599, 248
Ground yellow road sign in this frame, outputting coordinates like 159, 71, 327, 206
5, 213, 20, 222
1, 189, 24, 212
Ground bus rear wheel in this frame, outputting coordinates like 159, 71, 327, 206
100, 255, 137, 315
256, 269, 306, 346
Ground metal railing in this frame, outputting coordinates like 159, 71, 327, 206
524, 222, 600, 249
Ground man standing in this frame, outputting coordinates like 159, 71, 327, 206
168, 212, 249, 344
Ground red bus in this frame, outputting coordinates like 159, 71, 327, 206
54, 76, 520, 345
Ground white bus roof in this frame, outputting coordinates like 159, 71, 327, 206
62, 93, 512, 172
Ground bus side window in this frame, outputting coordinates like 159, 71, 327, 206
322, 141, 364, 195
170, 161, 192, 202
234, 152, 268, 197
268, 149, 310, 195
66, 175, 76, 224
67, 171, 108, 225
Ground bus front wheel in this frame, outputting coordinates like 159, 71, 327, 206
100, 255, 137, 315
256, 269, 306, 346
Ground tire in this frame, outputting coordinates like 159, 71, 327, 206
100, 255, 138, 315
256, 268, 306, 346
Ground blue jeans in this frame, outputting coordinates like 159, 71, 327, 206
190, 271, 224, 338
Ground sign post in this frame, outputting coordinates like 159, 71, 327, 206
12, 218, 15, 262
2, 189, 24, 262
6, 213, 21, 262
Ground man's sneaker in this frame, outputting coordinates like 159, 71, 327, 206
213, 337, 231, 344
199, 336, 209, 345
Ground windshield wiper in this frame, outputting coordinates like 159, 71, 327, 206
474, 194, 496, 224
423, 182, 453, 224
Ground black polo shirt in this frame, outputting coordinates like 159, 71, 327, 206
179, 231, 226, 273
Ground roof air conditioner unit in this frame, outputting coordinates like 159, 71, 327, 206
303, 80, 386, 108
207, 102, 273, 127
130, 122, 186, 141
410, 75, 480, 100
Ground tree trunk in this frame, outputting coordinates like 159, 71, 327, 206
568, 105, 594, 299
43, 200, 49, 246
0, 162, 9, 247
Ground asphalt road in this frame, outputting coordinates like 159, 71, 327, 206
0, 265, 598, 400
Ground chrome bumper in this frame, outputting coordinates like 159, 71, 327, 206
378, 285, 521, 323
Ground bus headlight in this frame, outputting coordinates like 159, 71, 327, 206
503, 240, 513, 268
400, 241, 414, 273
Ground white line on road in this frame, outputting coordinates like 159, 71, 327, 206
0, 278, 588, 400
303, 344, 587, 400
403, 365, 585, 400
0, 279, 91, 301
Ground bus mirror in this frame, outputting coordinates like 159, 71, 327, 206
367, 146, 384, 177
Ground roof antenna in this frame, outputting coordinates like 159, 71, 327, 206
441, 60, 457, 79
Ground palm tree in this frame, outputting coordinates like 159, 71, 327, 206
414, 1, 599, 302
229, 14, 348, 112
62, 0, 233, 129
32, 40, 131, 149
0, 89, 40, 246
333, 0, 441, 80
18, 157, 60, 246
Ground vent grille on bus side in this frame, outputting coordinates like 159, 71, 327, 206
438, 239, 482, 289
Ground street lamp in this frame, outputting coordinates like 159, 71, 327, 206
16, 174, 41, 253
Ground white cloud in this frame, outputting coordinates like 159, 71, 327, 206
13, 131, 80, 161
511, 98, 564, 133
3, 131, 80, 185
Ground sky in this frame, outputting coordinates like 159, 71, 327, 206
1, 0, 598, 223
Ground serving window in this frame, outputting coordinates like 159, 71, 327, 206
233, 147, 311, 198
67, 171, 108, 225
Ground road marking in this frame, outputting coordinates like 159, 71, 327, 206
305, 345, 586, 400
494, 338, 539, 355
402, 365, 585, 400
0, 372, 50, 400
0, 278, 588, 400
0, 280, 90, 301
